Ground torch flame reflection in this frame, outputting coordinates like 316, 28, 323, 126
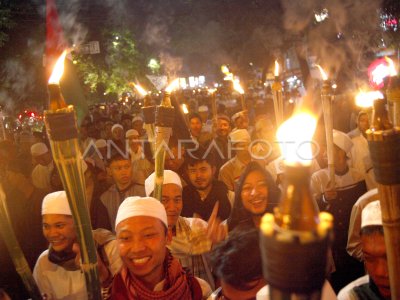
131, 83, 148, 97
315, 64, 328, 81
48, 50, 67, 84
355, 91, 384, 108
165, 78, 180, 93
276, 111, 317, 166
274, 60, 280, 77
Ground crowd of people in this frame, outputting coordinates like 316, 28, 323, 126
0, 93, 391, 299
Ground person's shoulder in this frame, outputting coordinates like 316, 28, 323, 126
354, 188, 379, 207
311, 168, 329, 180
337, 275, 369, 300
348, 167, 366, 182
195, 276, 212, 299
184, 216, 208, 229
34, 249, 54, 270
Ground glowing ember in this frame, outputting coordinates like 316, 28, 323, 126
131, 83, 148, 97
315, 65, 328, 81
276, 111, 317, 166
232, 79, 245, 95
182, 104, 189, 114
165, 78, 180, 93
221, 64, 233, 81
355, 91, 384, 108
48, 50, 67, 84
274, 60, 280, 77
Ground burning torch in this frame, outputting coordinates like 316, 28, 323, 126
260, 112, 333, 299
355, 90, 384, 123
366, 98, 400, 300
0, 184, 41, 299
208, 88, 218, 121
317, 65, 335, 189
221, 65, 246, 110
385, 57, 400, 126
153, 79, 179, 201
272, 60, 284, 127
132, 83, 155, 154
45, 51, 101, 299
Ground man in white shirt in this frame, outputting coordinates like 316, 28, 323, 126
30, 142, 54, 192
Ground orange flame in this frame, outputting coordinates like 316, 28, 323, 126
165, 78, 180, 93
276, 111, 317, 166
131, 82, 148, 97
274, 60, 280, 77
315, 64, 328, 81
233, 79, 245, 95
385, 57, 398, 76
48, 50, 67, 84
208, 88, 217, 95
355, 91, 384, 108
182, 104, 189, 114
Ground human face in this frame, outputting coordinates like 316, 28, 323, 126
187, 161, 214, 191
219, 279, 265, 300
108, 159, 132, 188
358, 114, 369, 134
132, 121, 144, 135
190, 117, 202, 138
241, 170, 268, 215
161, 184, 183, 228
333, 145, 348, 173
236, 115, 249, 130
34, 152, 52, 166
362, 232, 390, 299
216, 119, 231, 138
165, 147, 185, 172
128, 135, 140, 152
117, 216, 170, 288
42, 214, 76, 252
112, 128, 124, 140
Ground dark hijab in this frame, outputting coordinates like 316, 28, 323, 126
227, 161, 281, 232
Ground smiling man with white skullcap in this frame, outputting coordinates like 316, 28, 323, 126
111, 196, 211, 299
310, 129, 368, 293
145, 170, 214, 286
33, 191, 122, 300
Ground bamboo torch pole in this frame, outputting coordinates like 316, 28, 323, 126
44, 51, 101, 299
367, 98, 400, 300
153, 79, 178, 201
317, 65, 335, 188
260, 112, 333, 300
0, 184, 42, 300
272, 60, 283, 127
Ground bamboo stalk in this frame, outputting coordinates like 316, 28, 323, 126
0, 184, 42, 300
321, 81, 335, 187
45, 83, 101, 299
142, 95, 156, 155
272, 80, 283, 127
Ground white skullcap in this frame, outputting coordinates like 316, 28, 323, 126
145, 170, 182, 196
115, 196, 168, 230
95, 139, 107, 148
126, 129, 139, 138
333, 130, 353, 154
132, 116, 143, 123
111, 124, 123, 132
42, 191, 72, 216
361, 200, 382, 228
231, 112, 242, 123
198, 105, 209, 112
229, 129, 251, 144
31, 142, 49, 157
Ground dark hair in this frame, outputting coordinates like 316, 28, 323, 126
360, 225, 384, 236
106, 152, 130, 166
209, 228, 262, 290
227, 161, 280, 231
184, 146, 216, 169
189, 113, 202, 123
